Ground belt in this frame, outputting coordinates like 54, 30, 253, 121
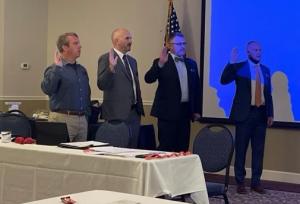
250, 105, 265, 110
55, 110, 85, 116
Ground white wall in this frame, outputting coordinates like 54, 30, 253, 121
0, 0, 4, 96
47, 0, 201, 102
2, 0, 47, 97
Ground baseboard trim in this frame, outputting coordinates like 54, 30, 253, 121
260, 168, 300, 184
0, 97, 154, 106
205, 173, 300, 193
0, 96, 47, 100
213, 166, 300, 184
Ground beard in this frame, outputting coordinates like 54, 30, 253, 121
248, 55, 260, 64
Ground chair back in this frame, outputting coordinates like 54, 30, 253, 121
0, 110, 32, 137
95, 121, 130, 147
193, 124, 234, 172
138, 124, 156, 150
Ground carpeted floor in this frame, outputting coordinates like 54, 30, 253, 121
209, 185, 300, 204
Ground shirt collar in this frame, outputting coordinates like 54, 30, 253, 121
62, 58, 77, 67
113, 48, 127, 59
248, 59, 260, 68
170, 53, 184, 62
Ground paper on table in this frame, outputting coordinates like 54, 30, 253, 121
91, 146, 137, 153
58, 141, 109, 149
91, 146, 163, 157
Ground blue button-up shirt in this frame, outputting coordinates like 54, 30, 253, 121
41, 60, 91, 113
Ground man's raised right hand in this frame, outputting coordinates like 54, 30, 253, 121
109, 48, 118, 73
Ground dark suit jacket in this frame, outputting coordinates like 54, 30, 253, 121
145, 55, 201, 121
97, 51, 144, 121
221, 61, 274, 122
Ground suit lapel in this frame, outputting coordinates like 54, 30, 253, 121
260, 65, 271, 96
184, 59, 193, 88
261, 65, 270, 84
168, 55, 181, 84
243, 62, 252, 89
126, 56, 137, 82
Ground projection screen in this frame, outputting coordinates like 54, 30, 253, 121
200, 0, 300, 127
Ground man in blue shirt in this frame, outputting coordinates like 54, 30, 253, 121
41, 32, 91, 142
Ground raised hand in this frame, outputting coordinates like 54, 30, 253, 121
230, 47, 239, 64
109, 48, 118, 73
54, 50, 63, 67
158, 46, 169, 67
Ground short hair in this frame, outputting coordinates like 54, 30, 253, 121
111, 28, 119, 43
247, 40, 260, 47
167, 32, 184, 43
56, 32, 78, 53
111, 28, 129, 45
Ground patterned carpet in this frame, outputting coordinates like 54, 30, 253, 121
209, 185, 300, 204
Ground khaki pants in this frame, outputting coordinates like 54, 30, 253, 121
49, 112, 87, 142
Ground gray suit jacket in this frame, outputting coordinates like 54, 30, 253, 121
97, 51, 144, 121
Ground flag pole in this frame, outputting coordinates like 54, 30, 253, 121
164, 0, 173, 44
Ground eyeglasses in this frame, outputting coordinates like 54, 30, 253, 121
170, 42, 187, 46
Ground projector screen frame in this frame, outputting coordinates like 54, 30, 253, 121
198, 0, 300, 129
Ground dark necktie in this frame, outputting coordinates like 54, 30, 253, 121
123, 55, 137, 103
122, 55, 133, 80
174, 56, 184, 62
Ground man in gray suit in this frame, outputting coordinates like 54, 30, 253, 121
97, 28, 144, 148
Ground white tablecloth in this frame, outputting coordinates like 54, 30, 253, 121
0, 143, 208, 204
23, 190, 187, 204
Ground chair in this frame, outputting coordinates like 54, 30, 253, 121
95, 121, 130, 147
193, 124, 234, 204
137, 124, 156, 150
0, 110, 32, 137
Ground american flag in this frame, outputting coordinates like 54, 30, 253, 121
165, 0, 181, 43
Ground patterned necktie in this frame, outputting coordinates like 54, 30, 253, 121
255, 64, 262, 107
122, 55, 133, 80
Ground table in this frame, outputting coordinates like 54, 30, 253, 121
0, 143, 208, 204
23, 190, 187, 204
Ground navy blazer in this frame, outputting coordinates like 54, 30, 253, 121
145, 55, 201, 121
221, 61, 274, 122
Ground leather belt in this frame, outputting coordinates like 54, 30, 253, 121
55, 110, 85, 116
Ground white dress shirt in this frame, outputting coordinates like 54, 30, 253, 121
170, 53, 189, 102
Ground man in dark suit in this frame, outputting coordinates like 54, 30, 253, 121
97, 28, 144, 148
221, 41, 274, 194
145, 32, 201, 152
